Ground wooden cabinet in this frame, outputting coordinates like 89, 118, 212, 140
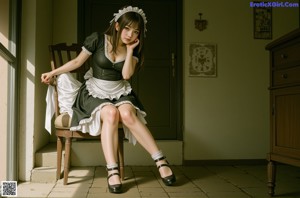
266, 28, 300, 196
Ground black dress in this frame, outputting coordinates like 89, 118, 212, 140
69, 32, 146, 144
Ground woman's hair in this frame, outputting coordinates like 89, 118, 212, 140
104, 10, 145, 69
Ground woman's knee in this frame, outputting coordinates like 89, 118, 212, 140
119, 105, 136, 125
101, 105, 119, 123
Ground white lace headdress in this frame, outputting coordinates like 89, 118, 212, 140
110, 6, 147, 36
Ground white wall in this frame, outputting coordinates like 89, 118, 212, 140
0, 56, 8, 182
0, 0, 9, 181
19, 0, 53, 181
183, 0, 299, 160
53, 0, 77, 44
19, 0, 36, 181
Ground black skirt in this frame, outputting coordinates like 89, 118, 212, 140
70, 82, 145, 128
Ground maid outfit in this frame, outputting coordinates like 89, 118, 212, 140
46, 32, 147, 145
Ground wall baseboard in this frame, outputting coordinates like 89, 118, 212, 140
183, 159, 268, 166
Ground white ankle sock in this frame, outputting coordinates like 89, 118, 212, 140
106, 163, 118, 170
151, 150, 164, 161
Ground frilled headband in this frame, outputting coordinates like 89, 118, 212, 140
110, 6, 147, 36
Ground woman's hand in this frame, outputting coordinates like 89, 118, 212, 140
41, 71, 53, 85
126, 39, 139, 51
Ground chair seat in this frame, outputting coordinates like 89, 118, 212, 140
55, 113, 72, 129
54, 112, 123, 129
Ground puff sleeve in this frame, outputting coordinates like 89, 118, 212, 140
82, 32, 102, 55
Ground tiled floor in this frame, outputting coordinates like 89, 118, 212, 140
17, 164, 300, 198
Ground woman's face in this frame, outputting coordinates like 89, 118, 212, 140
119, 22, 140, 44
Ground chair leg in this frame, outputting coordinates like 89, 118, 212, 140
56, 136, 63, 180
63, 137, 72, 185
118, 130, 125, 181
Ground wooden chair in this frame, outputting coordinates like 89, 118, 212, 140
48, 43, 125, 185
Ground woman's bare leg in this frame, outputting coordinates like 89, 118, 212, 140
100, 105, 120, 185
118, 104, 173, 178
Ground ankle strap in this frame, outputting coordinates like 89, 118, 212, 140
106, 166, 119, 171
107, 172, 120, 179
157, 163, 170, 170
154, 156, 166, 162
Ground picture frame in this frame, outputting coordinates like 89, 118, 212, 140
253, 2, 272, 39
188, 43, 217, 77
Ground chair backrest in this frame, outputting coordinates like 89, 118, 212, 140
49, 43, 89, 78
48, 43, 88, 118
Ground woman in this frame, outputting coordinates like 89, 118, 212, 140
41, 6, 176, 194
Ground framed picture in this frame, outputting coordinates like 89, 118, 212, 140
188, 43, 217, 77
253, 3, 272, 39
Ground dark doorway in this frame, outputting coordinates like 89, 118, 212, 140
78, 0, 182, 140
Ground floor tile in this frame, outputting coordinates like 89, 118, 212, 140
17, 182, 55, 198
16, 164, 300, 198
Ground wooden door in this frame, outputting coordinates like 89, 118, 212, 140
78, 0, 182, 140
272, 86, 300, 158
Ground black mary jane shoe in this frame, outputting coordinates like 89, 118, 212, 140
107, 168, 122, 194
155, 156, 176, 186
